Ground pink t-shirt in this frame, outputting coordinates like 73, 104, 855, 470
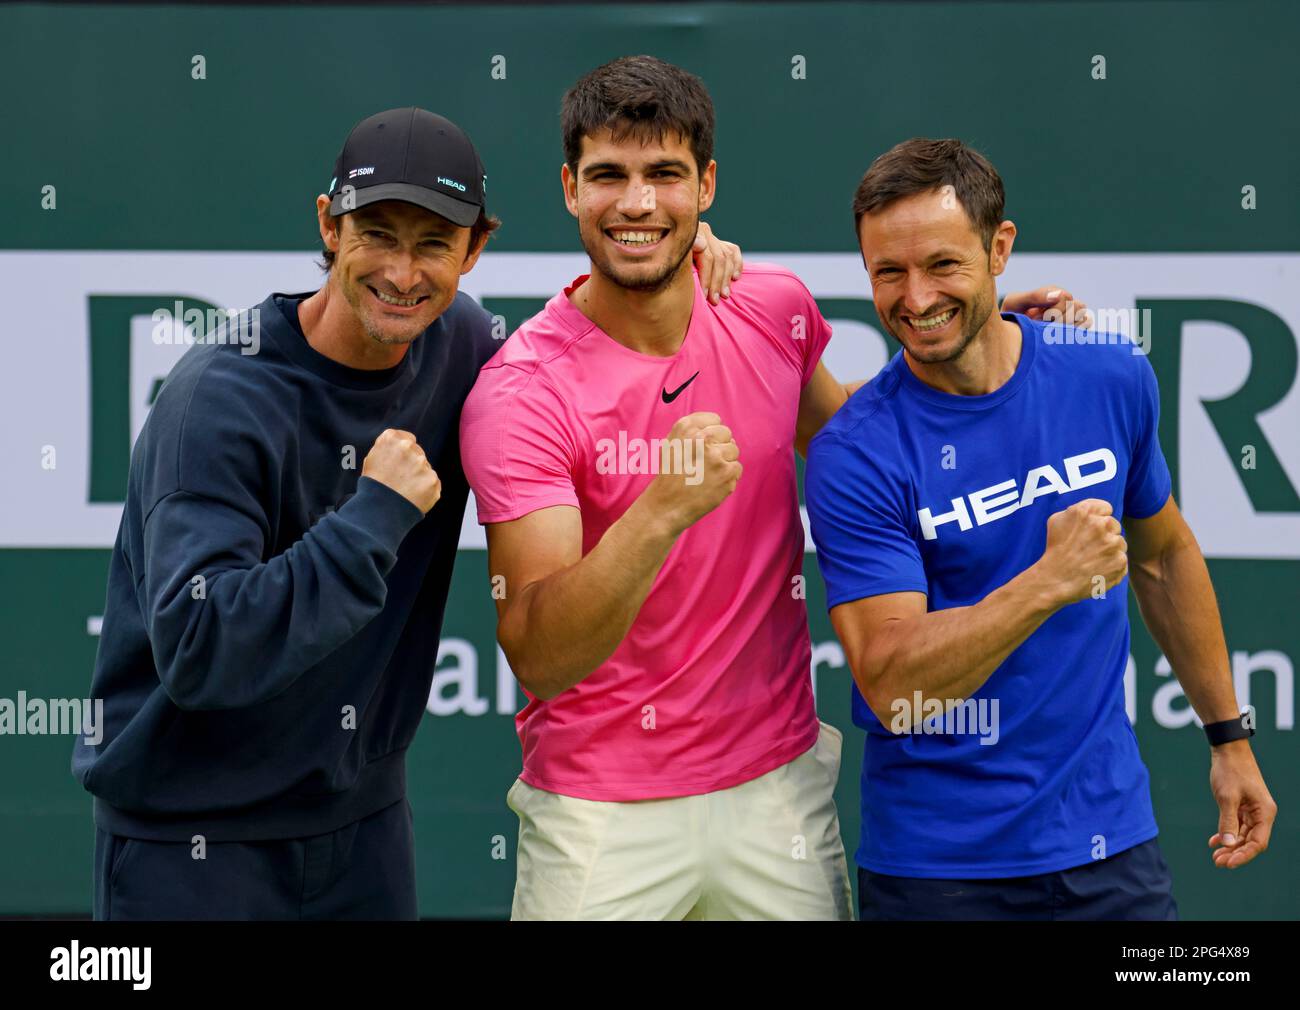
459, 263, 832, 801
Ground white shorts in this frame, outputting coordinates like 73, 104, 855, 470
507, 720, 854, 920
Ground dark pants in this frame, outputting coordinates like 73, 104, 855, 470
858, 837, 1179, 921
94, 798, 417, 920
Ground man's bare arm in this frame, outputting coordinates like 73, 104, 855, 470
488, 412, 742, 701
488, 501, 679, 701
1126, 496, 1238, 722
832, 498, 1127, 726
832, 577, 1059, 727
795, 362, 850, 457
1126, 495, 1277, 868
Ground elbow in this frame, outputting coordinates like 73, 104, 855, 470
852, 650, 900, 729
158, 657, 282, 712
153, 636, 243, 711
524, 680, 560, 703
510, 664, 563, 703
497, 597, 575, 702
511, 659, 554, 701
148, 625, 206, 711
148, 594, 224, 711
150, 626, 244, 712
156, 662, 212, 712
498, 634, 560, 703
863, 683, 898, 730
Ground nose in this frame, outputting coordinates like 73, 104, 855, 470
384, 249, 422, 295
900, 270, 940, 317
614, 174, 653, 217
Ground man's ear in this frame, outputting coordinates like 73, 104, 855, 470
697, 159, 717, 214
460, 228, 489, 276
560, 162, 579, 219
316, 194, 340, 253
988, 219, 1017, 278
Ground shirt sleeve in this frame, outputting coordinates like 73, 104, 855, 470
781, 270, 834, 386
139, 474, 424, 712
736, 265, 834, 388
1123, 351, 1173, 519
805, 431, 929, 609
459, 365, 580, 524
798, 284, 833, 387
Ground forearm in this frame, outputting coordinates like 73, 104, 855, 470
499, 495, 681, 699
855, 566, 1061, 724
1130, 544, 1240, 723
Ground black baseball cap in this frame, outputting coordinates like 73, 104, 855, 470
327, 107, 487, 227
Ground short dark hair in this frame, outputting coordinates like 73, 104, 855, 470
852, 138, 1005, 251
561, 55, 715, 177
318, 206, 501, 272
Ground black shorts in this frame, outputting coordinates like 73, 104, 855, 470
93, 797, 417, 921
857, 837, 1179, 921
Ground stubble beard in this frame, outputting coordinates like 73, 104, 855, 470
583, 219, 697, 294
889, 287, 996, 365
339, 272, 431, 347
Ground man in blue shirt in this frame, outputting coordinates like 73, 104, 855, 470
805, 138, 1277, 920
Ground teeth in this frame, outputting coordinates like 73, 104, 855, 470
909, 308, 957, 331
610, 231, 661, 246
374, 289, 422, 307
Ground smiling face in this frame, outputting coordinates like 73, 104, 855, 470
562, 127, 715, 293
317, 198, 486, 346
857, 188, 1013, 365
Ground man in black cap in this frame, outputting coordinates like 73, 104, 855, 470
72, 105, 743, 920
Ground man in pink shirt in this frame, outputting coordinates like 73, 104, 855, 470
460, 55, 1088, 920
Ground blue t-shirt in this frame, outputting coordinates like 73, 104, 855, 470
805, 313, 1172, 878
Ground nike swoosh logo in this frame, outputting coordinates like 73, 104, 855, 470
661, 370, 700, 403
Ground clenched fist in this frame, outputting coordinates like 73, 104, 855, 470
1036, 498, 1127, 605
642, 412, 742, 535
362, 429, 442, 514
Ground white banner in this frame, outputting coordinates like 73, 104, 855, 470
2, 251, 1298, 558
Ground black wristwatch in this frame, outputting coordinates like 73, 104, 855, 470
1204, 708, 1255, 747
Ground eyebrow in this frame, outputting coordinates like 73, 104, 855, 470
581, 158, 693, 179
872, 249, 964, 269
352, 211, 457, 238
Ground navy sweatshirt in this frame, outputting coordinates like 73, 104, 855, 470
72, 289, 498, 841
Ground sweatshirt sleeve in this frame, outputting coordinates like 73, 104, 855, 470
137, 474, 424, 711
